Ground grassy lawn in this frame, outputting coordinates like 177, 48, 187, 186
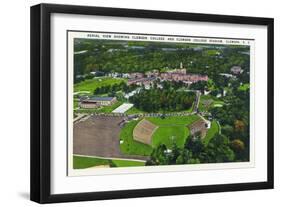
73, 156, 109, 169
147, 115, 200, 149
151, 126, 189, 149
213, 100, 224, 107
203, 120, 220, 145
238, 83, 250, 91
112, 160, 145, 167
73, 155, 145, 169
203, 49, 220, 56
119, 120, 153, 156
147, 115, 200, 126
199, 95, 224, 111
125, 105, 194, 115
74, 77, 126, 93
125, 106, 146, 115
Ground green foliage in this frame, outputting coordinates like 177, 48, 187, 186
189, 81, 207, 93
94, 82, 127, 95
176, 149, 191, 164
130, 88, 195, 112
147, 144, 170, 165
73, 156, 109, 169
209, 86, 249, 161
147, 133, 236, 166
238, 83, 250, 91
74, 38, 250, 83
221, 125, 234, 138
203, 134, 235, 163
185, 137, 205, 158
111, 160, 145, 167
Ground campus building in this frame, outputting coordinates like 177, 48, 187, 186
127, 77, 156, 86
160, 72, 208, 83
127, 63, 208, 86
160, 63, 208, 83
129, 72, 144, 79
145, 70, 160, 78
79, 96, 117, 108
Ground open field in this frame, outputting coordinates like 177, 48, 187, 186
73, 155, 145, 169
203, 49, 220, 56
74, 77, 126, 93
147, 115, 200, 148
151, 126, 188, 149
147, 115, 200, 126
73, 156, 109, 169
199, 95, 224, 112
124, 106, 145, 115
112, 159, 145, 167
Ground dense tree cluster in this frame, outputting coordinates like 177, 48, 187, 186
209, 81, 250, 161
129, 88, 195, 113
74, 39, 250, 83
94, 82, 126, 95
189, 81, 208, 93
146, 133, 235, 166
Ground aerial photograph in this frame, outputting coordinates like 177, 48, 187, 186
72, 35, 250, 170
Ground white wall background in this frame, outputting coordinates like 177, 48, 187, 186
0, 0, 279, 206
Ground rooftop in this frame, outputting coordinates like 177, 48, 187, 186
112, 103, 134, 113
89, 96, 115, 101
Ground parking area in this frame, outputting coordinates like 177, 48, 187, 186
73, 115, 148, 161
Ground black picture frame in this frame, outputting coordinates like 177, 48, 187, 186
30, 3, 274, 204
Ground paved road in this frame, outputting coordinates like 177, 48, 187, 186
193, 90, 201, 113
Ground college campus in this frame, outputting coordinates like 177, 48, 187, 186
72, 37, 250, 169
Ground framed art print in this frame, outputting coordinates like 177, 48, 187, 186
30, 3, 274, 203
